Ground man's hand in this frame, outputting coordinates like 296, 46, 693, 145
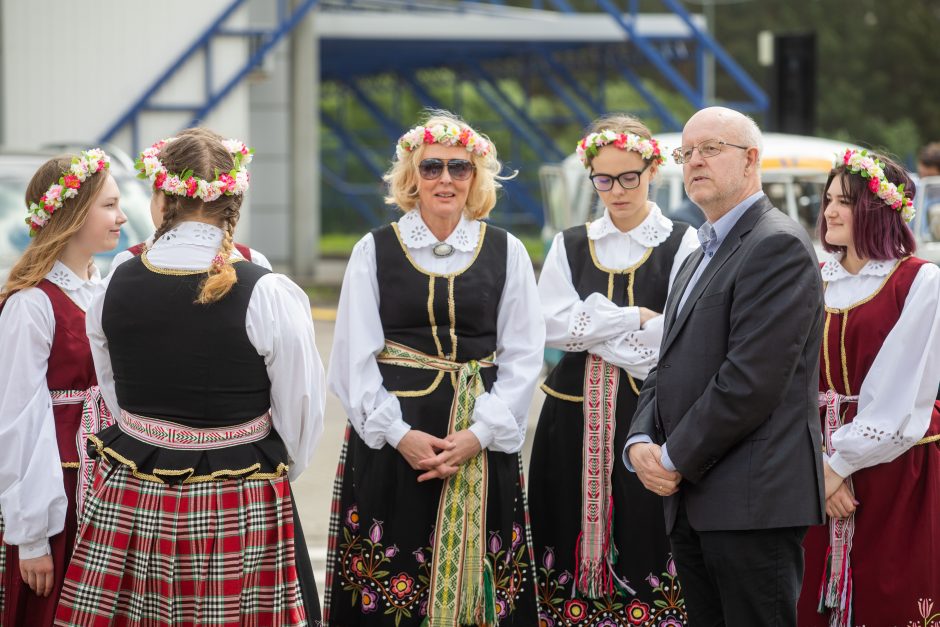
397, 430, 453, 471
825, 482, 857, 519
823, 461, 845, 499
638, 307, 661, 327
416, 430, 483, 482
628, 442, 682, 496
20, 554, 54, 597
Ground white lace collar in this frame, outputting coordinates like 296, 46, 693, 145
820, 253, 897, 282
397, 209, 480, 252
587, 202, 674, 247
152, 221, 224, 249
46, 260, 100, 292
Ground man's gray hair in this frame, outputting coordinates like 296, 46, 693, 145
740, 114, 763, 158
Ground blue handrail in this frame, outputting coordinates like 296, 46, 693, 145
98, 0, 320, 150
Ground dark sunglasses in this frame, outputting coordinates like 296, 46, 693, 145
589, 162, 652, 191
418, 158, 475, 181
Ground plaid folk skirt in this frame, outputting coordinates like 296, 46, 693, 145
54, 458, 307, 627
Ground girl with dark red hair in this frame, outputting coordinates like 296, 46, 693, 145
798, 150, 940, 626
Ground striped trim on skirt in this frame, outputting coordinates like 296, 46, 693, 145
54, 458, 307, 627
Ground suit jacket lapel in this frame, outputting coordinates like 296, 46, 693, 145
664, 248, 702, 329
660, 197, 773, 356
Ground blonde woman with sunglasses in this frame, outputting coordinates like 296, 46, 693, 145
325, 110, 544, 626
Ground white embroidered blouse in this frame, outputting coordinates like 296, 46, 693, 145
821, 254, 940, 478
327, 210, 545, 454
538, 203, 698, 378
0, 262, 102, 559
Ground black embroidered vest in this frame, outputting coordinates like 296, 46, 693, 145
372, 222, 507, 394
102, 257, 272, 426
542, 221, 689, 398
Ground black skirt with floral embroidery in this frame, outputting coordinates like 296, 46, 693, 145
323, 383, 538, 626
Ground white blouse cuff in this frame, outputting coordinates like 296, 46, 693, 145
573, 293, 637, 337
470, 392, 523, 453
468, 421, 494, 451
362, 393, 410, 450
826, 451, 854, 479
386, 418, 412, 449
19, 537, 51, 560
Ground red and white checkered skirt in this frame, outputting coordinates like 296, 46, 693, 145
54, 458, 307, 627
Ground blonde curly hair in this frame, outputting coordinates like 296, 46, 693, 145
383, 109, 513, 220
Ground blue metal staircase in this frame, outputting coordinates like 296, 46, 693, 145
99, 0, 768, 232
98, 0, 320, 151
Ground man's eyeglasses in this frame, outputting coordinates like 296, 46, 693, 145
672, 140, 749, 165
418, 158, 475, 181
589, 162, 652, 192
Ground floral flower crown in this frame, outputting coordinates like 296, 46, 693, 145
839, 149, 915, 223
395, 123, 491, 161
26, 148, 110, 237
576, 131, 666, 168
135, 137, 253, 202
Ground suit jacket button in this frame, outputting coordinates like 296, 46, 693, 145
662, 363, 671, 369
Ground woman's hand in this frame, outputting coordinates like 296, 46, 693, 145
20, 554, 54, 597
825, 482, 858, 519
638, 307, 661, 327
823, 460, 845, 499
416, 430, 483, 482
397, 430, 454, 471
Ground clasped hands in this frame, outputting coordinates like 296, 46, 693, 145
397, 429, 482, 482
824, 461, 858, 519
628, 442, 682, 496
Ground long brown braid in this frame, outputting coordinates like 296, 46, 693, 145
145, 128, 245, 304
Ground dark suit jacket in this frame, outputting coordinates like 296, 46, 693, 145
628, 196, 826, 533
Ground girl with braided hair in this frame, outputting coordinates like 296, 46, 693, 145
0, 149, 122, 626
55, 129, 326, 626
113, 129, 273, 271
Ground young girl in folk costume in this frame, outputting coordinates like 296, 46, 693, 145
112, 127, 322, 621
324, 110, 545, 626
528, 115, 697, 626
797, 151, 940, 626
54, 131, 326, 627
0, 149, 122, 626
114, 128, 272, 271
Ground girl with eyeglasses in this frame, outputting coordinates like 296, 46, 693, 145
529, 114, 698, 625
324, 110, 544, 625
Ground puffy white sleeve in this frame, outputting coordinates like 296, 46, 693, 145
87, 262, 122, 420
828, 263, 940, 477
327, 234, 410, 450
469, 234, 546, 453
0, 289, 66, 559
539, 232, 639, 352
246, 274, 325, 480
590, 225, 699, 378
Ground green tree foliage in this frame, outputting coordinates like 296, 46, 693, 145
710, 0, 940, 161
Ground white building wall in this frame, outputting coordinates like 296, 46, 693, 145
1, 0, 256, 238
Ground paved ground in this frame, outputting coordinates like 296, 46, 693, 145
293, 317, 546, 600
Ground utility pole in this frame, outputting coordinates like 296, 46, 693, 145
290, 0, 319, 282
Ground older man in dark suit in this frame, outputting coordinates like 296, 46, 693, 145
626, 107, 825, 624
